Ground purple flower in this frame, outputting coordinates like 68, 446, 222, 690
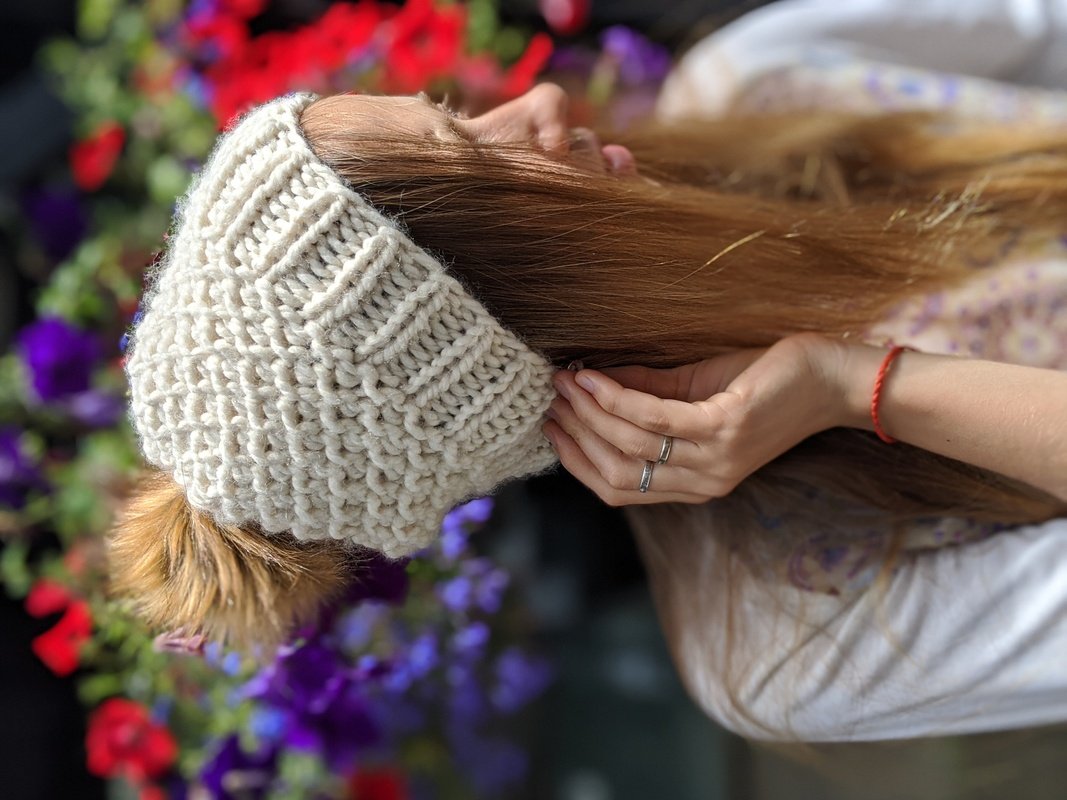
199, 735, 278, 800
437, 574, 474, 613
57, 389, 125, 428
244, 638, 381, 772
449, 731, 528, 795
437, 557, 509, 614
490, 648, 554, 713
439, 498, 494, 563
248, 707, 288, 743
245, 640, 346, 714
344, 552, 411, 606
446, 664, 489, 724
338, 603, 385, 652
0, 427, 49, 509
600, 26, 672, 85
451, 621, 489, 660
21, 187, 88, 261
17, 317, 102, 403
284, 682, 380, 772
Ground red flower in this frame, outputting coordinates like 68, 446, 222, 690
384, 0, 467, 93
183, 12, 250, 62
70, 121, 125, 192
538, 0, 591, 36
25, 579, 92, 677
31, 600, 92, 677
138, 784, 167, 800
218, 0, 267, 20
501, 33, 554, 98
313, 1, 386, 72
25, 578, 72, 616
86, 698, 178, 783
348, 767, 409, 800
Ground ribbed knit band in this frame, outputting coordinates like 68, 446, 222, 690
124, 93, 558, 558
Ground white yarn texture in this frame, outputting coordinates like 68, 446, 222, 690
125, 93, 558, 558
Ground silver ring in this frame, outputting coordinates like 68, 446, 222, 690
639, 460, 655, 493
656, 435, 673, 464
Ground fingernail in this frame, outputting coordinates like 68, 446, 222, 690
545, 405, 559, 421
554, 378, 571, 400
542, 424, 557, 448
575, 372, 596, 393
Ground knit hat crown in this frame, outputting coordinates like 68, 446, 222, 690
124, 93, 558, 558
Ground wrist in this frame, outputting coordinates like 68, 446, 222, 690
838, 343, 888, 432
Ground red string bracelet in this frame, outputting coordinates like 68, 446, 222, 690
870, 345, 912, 444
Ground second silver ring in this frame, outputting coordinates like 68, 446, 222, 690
657, 435, 673, 464
639, 460, 655, 493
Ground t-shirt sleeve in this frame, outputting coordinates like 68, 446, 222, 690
657, 0, 1067, 119
675, 518, 1067, 740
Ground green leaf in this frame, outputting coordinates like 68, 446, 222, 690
0, 539, 33, 597
79, 0, 123, 41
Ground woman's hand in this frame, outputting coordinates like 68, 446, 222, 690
543, 333, 850, 505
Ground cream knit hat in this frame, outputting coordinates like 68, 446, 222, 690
124, 92, 558, 559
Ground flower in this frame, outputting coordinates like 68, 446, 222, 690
599, 26, 671, 85
538, 0, 591, 37
86, 698, 178, 782
24, 578, 72, 616
31, 600, 92, 676
384, 0, 467, 93
244, 638, 381, 772
501, 34, 555, 97
20, 187, 89, 261
16, 316, 102, 403
0, 427, 49, 509
348, 766, 409, 800
24, 579, 93, 676
345, 552, 411, 606
69, 121, 125, 192
58, 388, 125, 428
489, 647, 554, 713
199, 734, 278, 800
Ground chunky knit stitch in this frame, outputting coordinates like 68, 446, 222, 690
124, 93, 558, 558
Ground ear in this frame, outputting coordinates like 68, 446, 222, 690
107, 468, 351, 649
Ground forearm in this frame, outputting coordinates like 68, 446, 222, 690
838, 345, 1067, 501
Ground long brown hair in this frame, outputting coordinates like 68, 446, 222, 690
110, 95, 1067, 663
297, 99, 1067, 733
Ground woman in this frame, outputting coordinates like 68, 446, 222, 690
113, 0, 1067, 742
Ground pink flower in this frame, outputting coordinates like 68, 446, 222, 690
539, 0, 591, 36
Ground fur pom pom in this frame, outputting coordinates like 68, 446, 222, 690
107, 468, 351, 648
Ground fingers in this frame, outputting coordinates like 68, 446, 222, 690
597, 364, 696, 400
555, 369, 716, 442
543, 419, 707, 506
551, 374, 698, 465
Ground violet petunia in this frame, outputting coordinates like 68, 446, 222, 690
199, 735, 278, 800
600, 26, 672, 85
0, 426, 50, 509
17, 317, 102, 403
21, 187, 89, 262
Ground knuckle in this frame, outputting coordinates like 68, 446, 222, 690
640, 409, 670, 433
603, 464, 633, 490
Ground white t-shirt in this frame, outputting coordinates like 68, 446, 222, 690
652, 0, 1067, 741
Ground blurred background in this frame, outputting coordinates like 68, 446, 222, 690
2, 1, 1067, 799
